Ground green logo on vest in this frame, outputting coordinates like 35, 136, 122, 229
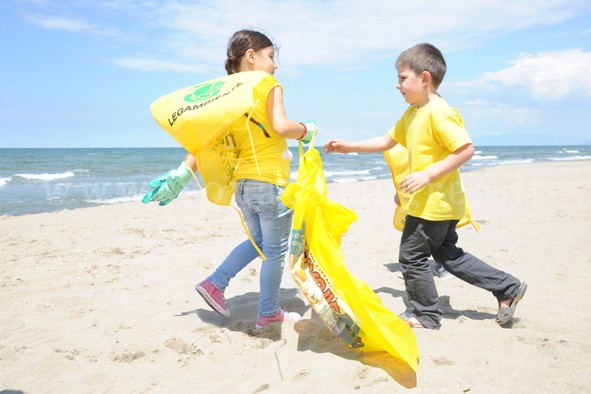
184, 81, 225, 102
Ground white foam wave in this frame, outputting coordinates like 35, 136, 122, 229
15, 171, 75, 181
471, 155, 498, 161
499, 159, 535, 165
87, 189, 206, 206
332, 175, 377, 183
469, 162, 496, 167
87, 194, 144, 205
549, 155, 591, 162
324, 169, 371, 177
0, 177, 11, 186
557, 149, 579, 154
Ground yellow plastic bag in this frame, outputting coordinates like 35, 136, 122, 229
150, 70, 277, 206
384, 144, 480, 232
282, 140, 419, 372
150, 71, 277, 258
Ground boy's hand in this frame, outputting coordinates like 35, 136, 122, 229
323, 139, 353, 154
401, 170, 432, 194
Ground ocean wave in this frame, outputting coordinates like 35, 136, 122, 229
3, 146, 589, 216
14, 171, 76, 181
324, 169, 371, 177
557, 149, 579, 154
86, 194, 144, 205
332, 175, 378, 183
469, 162, 497, 167
87, 189, 206, 206
499, 159, 535, 165
471, 155, 498, 160
549, 155, 591, 161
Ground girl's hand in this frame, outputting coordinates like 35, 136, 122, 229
400, 170, 432, 194
142, 161, 193, 206
300, 120, 317, 144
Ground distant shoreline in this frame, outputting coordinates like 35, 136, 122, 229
2, 159, 589, 218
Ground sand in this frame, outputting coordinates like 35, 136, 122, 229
1, 161, 590, 393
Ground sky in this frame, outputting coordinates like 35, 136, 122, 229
1, 0, 591, 148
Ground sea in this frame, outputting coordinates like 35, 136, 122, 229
1, 145, 590, 216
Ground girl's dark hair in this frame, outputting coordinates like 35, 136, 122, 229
225, 30, 275, 75
396, 43, 447, 89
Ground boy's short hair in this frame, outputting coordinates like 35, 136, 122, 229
396, 43, 447, 89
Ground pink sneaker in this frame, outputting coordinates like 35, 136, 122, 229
255, 309, 301, 329
195, 279, 230, 317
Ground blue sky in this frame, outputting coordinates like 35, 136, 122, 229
1, 0, 590, 148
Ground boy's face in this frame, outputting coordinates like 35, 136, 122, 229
396, 66, 427, 106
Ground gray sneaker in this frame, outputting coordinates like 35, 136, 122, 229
435, 266, 454, 279
397, 265, 406, 279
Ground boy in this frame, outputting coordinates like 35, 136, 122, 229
323, 43, 526, 329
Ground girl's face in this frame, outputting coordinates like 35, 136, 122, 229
252, 46, 277, 75
396, 66, 427, 107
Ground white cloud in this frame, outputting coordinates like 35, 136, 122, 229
22, 11, 125, 39
465, 101, 540, 127
25, 14, 94, 31
109, 57, 207, 73
146, 0, 584, 69
480, 49, 591, 98
16, 0, 590, 72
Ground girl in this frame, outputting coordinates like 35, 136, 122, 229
144, 29, 316, 329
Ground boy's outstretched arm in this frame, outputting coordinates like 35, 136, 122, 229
323, 134, 396, 154
401, 143, 474, 194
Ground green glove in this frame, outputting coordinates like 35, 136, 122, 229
301, 120, 317, 144
142, 161, 192, 206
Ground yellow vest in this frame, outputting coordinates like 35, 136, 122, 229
150, 71, 284, 259
150, 70, 282, 206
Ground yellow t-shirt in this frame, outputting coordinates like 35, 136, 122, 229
231, 77, 291, 186
384, 144, 480, 231
388, 96, 472, 221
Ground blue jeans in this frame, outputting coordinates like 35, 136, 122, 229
207, 179, 293, 316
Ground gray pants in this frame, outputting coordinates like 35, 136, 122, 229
399, 215, 521, 329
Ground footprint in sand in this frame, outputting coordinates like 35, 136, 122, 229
164, 337, 203, 356
54, 347, 80, 360
432, 356, 455, 366
110, 348, 145, 363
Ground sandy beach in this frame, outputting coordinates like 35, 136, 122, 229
2, 160, 590, 393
